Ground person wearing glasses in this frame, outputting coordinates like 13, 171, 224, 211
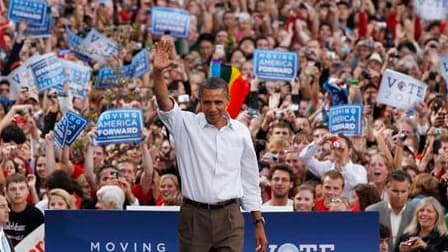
299, 133, 367, 198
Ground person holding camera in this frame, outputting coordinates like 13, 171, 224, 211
299, 133, 367, 199
395, 197, 448, 252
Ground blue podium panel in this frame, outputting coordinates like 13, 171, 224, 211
46, 210, 378, 252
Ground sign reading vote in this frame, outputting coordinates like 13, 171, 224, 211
329, 105, 362, 136
151, 7, 191, 38
7, 63, 35, 100
253, 49, 298, 81
79, 29, 119, 63
439, 55, 448, 84
61, 60, 91, 98
46, 210, 378, 252
25, 13, 53, 38
8, 0, 48, 25
95, 109, 143, 145
54, 111, 88, 148
377, 69, 427, 110
414, 0, 448, 21
28, 53, 64, 92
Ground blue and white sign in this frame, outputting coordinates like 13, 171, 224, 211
415, 0, 448, 21
253, 49, 298, 81
7, 0, 48, 25
439, 55, 448, 84
95, 67, 116, 89
61, 60, 91, 98
66, 26, 83, 50
329, 105, 362, 136
53, 116, 68, 149
95, 109, 143, 145
7, 63, 35, 100
28, 53, 64, 92
79, 29, 119, 63
132, 49, 150, 78
54, 111, 88, 147
25, 13, 53, 38
151, 7, 191, 38
377, 69, 427, 110
46, 210, 378, 252
64, 111, 89, 145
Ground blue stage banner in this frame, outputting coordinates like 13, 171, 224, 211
46, 211, 378, 252
28, 53, 64, 92
25, 13, 53, 38
64, 111, 89, 145
95, 109, 143, 145
7, 0, 48, 25
132, 49, 150, 78
61, 60, 91, 98
151, 7, 190, 38
329, 105, 363, 136
253, 49, 298, 81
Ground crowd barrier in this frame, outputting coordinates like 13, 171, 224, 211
46, 209, 378, 252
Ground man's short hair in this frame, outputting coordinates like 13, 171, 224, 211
96, 185, 125, 210
198, 77, 229, 98
323, 170, 345, 188
270, 163, 294, 182
338, 134, 353, 150
386, 170, 411, 186
96, 164, 120, 181
6, 173, 27, 189
1, 124, 26, 144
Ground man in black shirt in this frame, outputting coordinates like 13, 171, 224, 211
4, 174, 43, 246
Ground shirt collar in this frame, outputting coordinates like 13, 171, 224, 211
199, 113, 234, 130
387, 202, 407, 215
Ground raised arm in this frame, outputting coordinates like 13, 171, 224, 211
44, 131, 57, 175
151, 40, 175, 112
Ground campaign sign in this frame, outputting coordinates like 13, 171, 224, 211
329, 105, 362, 136
61, 60, 91, 98
95, 109, 143, 145
253, 49, 298, 81
95, 67, 116, 89
25, 13, 53, 38
28, 53, 64, 92
151, 7, 191, 38
46, 210, 378, 252
132, 49, 150, 78
7, 0, 48, 25
377, 69, 427, 110
66, 26, 83, 50
79, 29, 119, 63
7, 63, 35, 100
53, 116, 68, 149
439, 55, 448, 84
415, 0, 448, 21
64, 111, 89, 145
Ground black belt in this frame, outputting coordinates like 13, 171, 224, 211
184, 198, 237, 210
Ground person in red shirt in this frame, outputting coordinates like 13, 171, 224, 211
315, 170, 345, 211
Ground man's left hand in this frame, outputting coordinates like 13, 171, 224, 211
255, 224, 267, 252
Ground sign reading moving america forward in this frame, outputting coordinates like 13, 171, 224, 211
377, 69, 427, 110
27, 53, 64, 92
8, 0, 48, 25
151, 7, 191, 38
95, 109, 143, 145
253, 49, 298, 81
329, 105, 362, 136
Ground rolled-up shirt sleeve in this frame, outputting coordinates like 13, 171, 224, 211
240, 130, 262, 212
157, 99, 183, 137
299, 142, 332, 178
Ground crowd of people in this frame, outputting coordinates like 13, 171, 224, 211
0, 0, 447, 251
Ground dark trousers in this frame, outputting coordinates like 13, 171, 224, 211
178, 201, 244, 252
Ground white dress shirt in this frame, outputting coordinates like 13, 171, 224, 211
299, 141, 367, 198
388, 202, 406, 245
0, 230, 10, 252
158, 102, 262, 211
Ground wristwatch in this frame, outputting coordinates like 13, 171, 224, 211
254, 216, 265, 225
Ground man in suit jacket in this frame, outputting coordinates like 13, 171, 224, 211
0, 195, 14, 252
366, 170, 415, 252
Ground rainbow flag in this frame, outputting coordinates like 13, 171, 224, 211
210, 61, 250, 118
